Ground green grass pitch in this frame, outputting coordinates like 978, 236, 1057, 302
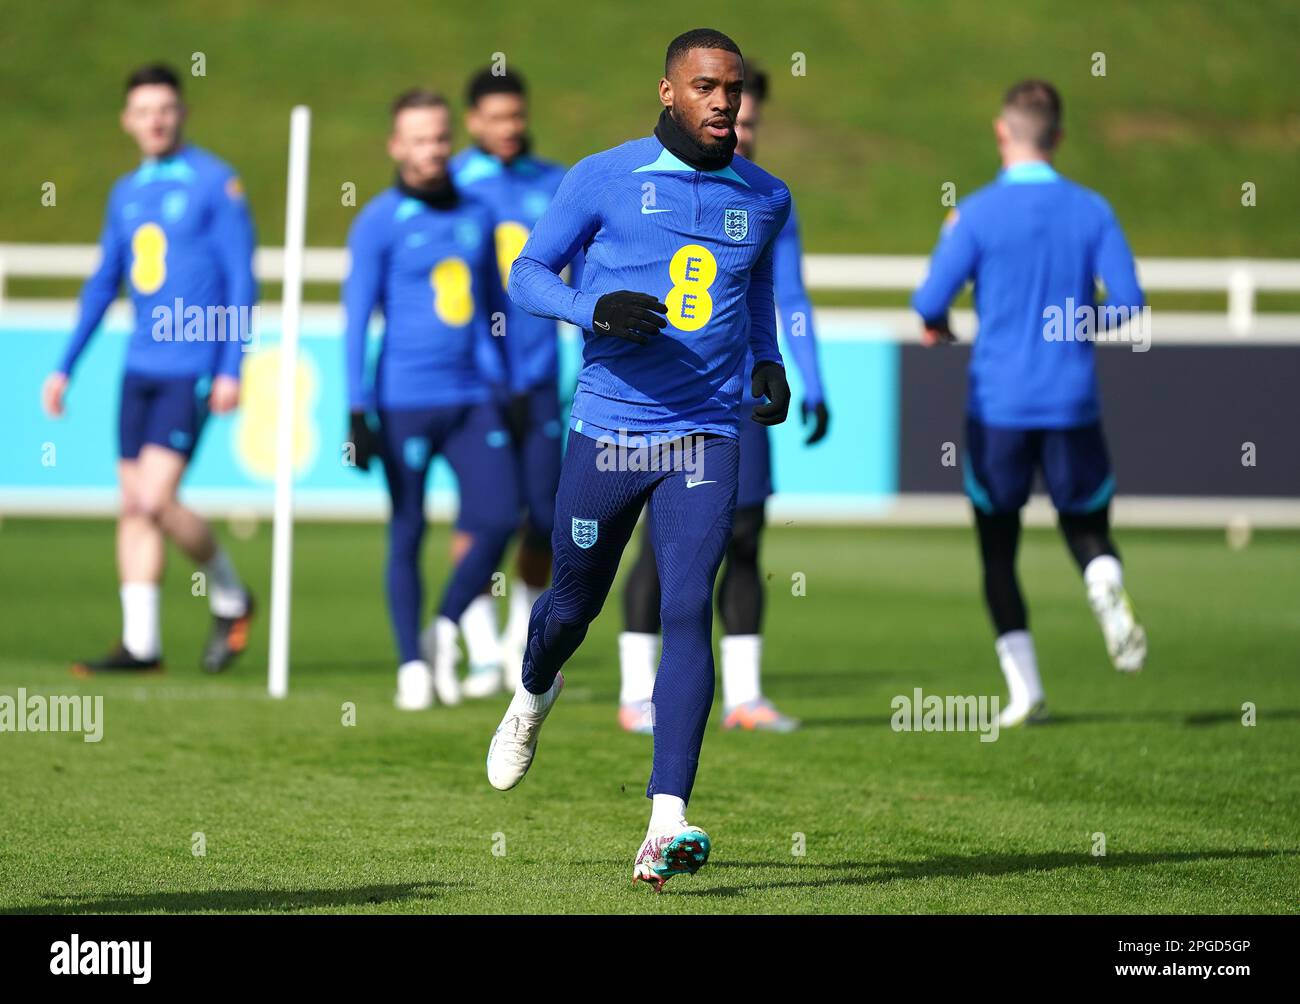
4, 0, 1299, 260
1, 518, 1296, 913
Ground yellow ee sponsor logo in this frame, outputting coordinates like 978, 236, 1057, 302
430, 257, 473, 326
665, 244, 717, 332
234, 345, 318, 480
130, 223, 167, 295
495, 221, 530, 291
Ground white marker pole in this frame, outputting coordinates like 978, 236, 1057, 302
268, 105, 311, 699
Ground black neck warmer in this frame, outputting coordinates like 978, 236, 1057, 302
653, 107, 736, 171
395, 171, 459, 210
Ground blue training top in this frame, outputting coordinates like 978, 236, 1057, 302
58, 144, 257, 381
911, 161, 1144, 428
343, 186, 512, 412
508, 135, 791, 440
451, 146, 570, 392
744, 198, 824, 407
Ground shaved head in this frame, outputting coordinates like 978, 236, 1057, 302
1000, 79, 1063, 152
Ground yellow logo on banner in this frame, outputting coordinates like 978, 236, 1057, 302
665, 244, 716, 331
431, 257, 473, 326
130, 223, 167, 295
234, 345, 318, 480
495, 221, 530, 291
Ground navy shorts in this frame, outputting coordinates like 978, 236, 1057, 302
964, 418, 1115, 515
736, 413, 773, 510
378, 401, 521, 534
515, 382, 564, 544
118, 372, 209, 460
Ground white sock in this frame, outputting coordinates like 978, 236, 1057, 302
650, 794, 687, 831
1084, 554, 1123, 594
120, 582, 161, 660
434, 615, 460, 671
721, 634, 762, 709
506, 580, 544, 645
459, 595, 500, 668
619, 631, 659, 705
203, 547, 247, 618
995, 630, 1043, 708
511, 672, 560, 713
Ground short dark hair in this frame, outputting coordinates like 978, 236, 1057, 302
665, 28, 742, 76
1001, 79, 1062, 151
125, 63, 182, 98
744, 64, 769, 103
465, 66, 527, 107
391, 88, 449, 120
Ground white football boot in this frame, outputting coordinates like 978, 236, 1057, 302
486, 671, 564, 791
462, 662, 504, 699
1088, 581, 1147, 673
998, 697, 1050, 728
420, 615, 463, 706
632, 821, 712, 892
395, 660, 434, 711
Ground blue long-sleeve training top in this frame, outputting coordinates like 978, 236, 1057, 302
343, 186, 510, 412
508, 135, 791, 439
745, 198, 824, 407
58, 145, 257, 381
911, 160, 1144, 428
451, 146, 569, 393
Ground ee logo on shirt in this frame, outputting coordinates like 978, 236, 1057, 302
665, 243, 716, 332
430, 257, 473, 326
130, 223, 168, 295
494, 221, 530, 291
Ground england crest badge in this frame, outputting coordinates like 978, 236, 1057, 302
723, 208, 748, 242
162, 190, 189, 223
571, 517, 598, 549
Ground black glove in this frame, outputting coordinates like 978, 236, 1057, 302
592, 290, 668, 345
922, 314, 958, 345
346, 410, 381, 471
750, 361, 791, 427
802, 400, 830, 445
504, 392, 531, 445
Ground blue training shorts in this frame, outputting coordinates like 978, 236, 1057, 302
964, 418, 1115, 515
